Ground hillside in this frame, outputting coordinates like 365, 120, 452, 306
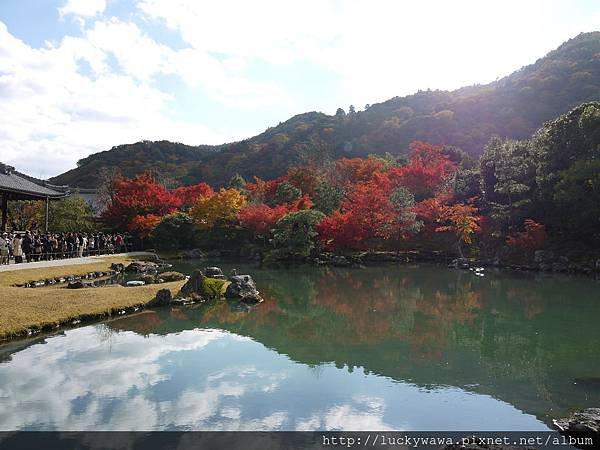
50, 32, 600, 188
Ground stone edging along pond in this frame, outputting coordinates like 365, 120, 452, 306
1, 262, 263, 343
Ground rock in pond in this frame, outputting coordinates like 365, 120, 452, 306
553, 408, 600, 444
159, 271, 187, 282
150, 288, 172, 307
204, 266, 226, 279
124, 261, 159, 274
225, 274, 262, 303
176, 269, 228, 301
448, 258, 470, 269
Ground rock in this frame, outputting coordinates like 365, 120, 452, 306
66, 281, 93, 289
205, 266, 225, 279
449, 258, 470, 269
126, 280, 145, 287
553, 408, 600, 443
179, 270, 206, 296
159, 271, 186, 282
184, 248, 205, 259
225, 274, 262, 303
111, 263, 125, 272
151, 288, 172, 306
139, 274, 156, 285
534, 250, 546, 263
124, 261, 159, 274
331, 255, 351, 267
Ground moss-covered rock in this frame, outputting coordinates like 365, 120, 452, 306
176, 270, 230, 302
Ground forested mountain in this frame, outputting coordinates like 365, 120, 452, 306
50, 32, 600, 188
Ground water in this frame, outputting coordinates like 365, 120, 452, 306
1, 261, 599, 431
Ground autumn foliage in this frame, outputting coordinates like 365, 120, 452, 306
98, 140, 555, 260
506, 219, 546, 251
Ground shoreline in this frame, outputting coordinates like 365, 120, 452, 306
0, 254, 185, 343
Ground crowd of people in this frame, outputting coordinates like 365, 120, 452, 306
0, 231, 131, 265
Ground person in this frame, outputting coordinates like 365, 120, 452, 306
22, 231, 33, 263
0, 232, 10, 264
12, 233, 23, 264
79, 233, 87, 258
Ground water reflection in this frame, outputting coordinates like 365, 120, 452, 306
1, 263, 599, 431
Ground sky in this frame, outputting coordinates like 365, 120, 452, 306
0, 0, 598, 178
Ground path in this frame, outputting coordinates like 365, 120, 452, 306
0, 252, 156, 272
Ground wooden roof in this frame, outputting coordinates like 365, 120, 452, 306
0, 163, 68, 200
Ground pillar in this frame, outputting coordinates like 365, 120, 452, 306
1, 193, 7, 232
45, 196, 49, 232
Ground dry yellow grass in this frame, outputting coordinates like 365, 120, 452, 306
0, 256, 185, 341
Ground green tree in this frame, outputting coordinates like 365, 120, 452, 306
312, 182, 345, 215
48, 193, 95, 232
270, 210, 325, 259
151, 212, 198, 250
275, 182, 301, 204
228, 173, 246, 190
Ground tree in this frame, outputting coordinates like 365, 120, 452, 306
129, 214, 161, 239
480, 137, 535, 229
436, 202, 481, 257
275, 182, 301, 204
8, 200, 44, 230
101, 172, 181, 231
312, 182, 345, 215
335, 107, 346, 117
271, 210, 325, 259
172, 183, 214, 209
151, 212, 198, 250
228, 173, 247, 190
48, 194, 95, 232
238, 203, 290, 237
190, 188, 247, 230
506, 219, 546, 252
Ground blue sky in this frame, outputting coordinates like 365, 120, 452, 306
0, 0, 598, 178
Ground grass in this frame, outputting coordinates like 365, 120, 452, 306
0, 255, 186, 341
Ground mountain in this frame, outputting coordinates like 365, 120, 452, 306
50, 32, 600, 188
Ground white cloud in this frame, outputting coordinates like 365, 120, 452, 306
59, 0, 107, 18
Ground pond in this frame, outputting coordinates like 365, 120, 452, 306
0, 261, 599, 431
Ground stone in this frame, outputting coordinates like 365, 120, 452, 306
126, 280, 145, 287
331, 255, 351, 267
225, 274, 262, 303
151, 289, 172, 307
184, 248, 205, 259
159, 271, 187, 282
448, 258, 470, 270
205, 266, 225, 279
124, 261, 159, 274
139, 274, 156, 285
553, 408, 600, 443
179, 270, 205, 295
111, 263, 125, 272
66, 281, 93, 289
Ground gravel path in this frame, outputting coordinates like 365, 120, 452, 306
0, 252, 156, 272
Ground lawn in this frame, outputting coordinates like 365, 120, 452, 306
0, 255, 185, 341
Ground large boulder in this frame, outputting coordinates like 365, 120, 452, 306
150, 289, 172, 307
553, 408, 600, 443
204, 266, 226, 279
176, 270, 228, 301
225, 274, 262, 303
159, 271, 187, 282
124, 261, 159, 274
